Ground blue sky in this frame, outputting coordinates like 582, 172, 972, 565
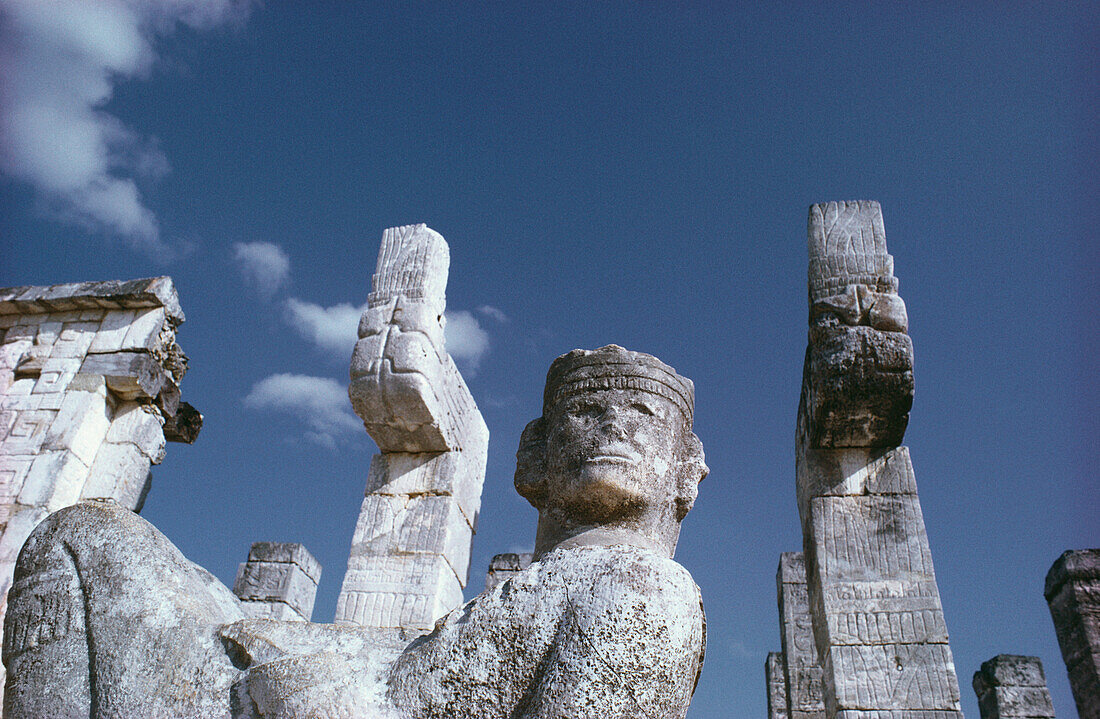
1, 2, 1096, 716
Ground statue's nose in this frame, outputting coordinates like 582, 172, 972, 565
597, 406, 629, 437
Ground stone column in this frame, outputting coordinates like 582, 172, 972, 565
778, 552, 826, 719
484, 552, 532, 592
1044, 548, 1100, 719
769, 652, 792, 719
233, 542, 321, 621
335, 224, 488, 632
972, 655, 1055, 719
0, 276, 201, 703
795, 201, 964, 719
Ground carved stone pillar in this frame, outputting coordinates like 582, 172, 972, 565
795, 202, 964, 718
335, 224, 488, 632
1045, 548, 1100, 719
972, 655, 1055, 719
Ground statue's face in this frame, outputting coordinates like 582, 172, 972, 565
543, 388, 685, 520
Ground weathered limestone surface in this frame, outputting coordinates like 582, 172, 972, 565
4, 343, 710, 718
778, 552, 826, 719
234, 543, 321, 622
484, 551, 533, 592
770, 651, 793, 719
336, 224, 489, 633
972, 655, 1055, 719
795, 202, 963, 718
1045, 548, 1100, 719
0, 276, 201, 703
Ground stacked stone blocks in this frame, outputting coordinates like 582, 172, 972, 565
793, 202, 963, 719
777, 552, 826, 719
336, 225, 488, 632
233, 542, 321, 621
972, 655, 1055, 719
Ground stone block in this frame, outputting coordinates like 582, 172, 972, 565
973, 655, 1055, 718
824, 643, 962, 712
801, 324, 913, 448
0, 505, 49, 564
18, 450, 89, 511
810, 494, 936, 580
768, 651, 791, 719
797, 447, 918, 519
82, 442, 152, 510
345, 493, 472, 583
777, 553, 826, 718
120, 307, 166, 352
233, 561, 318, 620
833, 712, 962, 719
32, 357, 81, 394
78, 351, 168, 400
247, 542, 322, 583
1, 409, 58, 456
33, 321, 62, 346
87, 309, 136, 353
162, 401, 202, 444
365, 451, 483, 530
0, 456, 33, 504
238, 601, 309, 622
41, 385, 111, 465
48, 322, 99, 358
336, 554, 463, 630
106, 403, 166, 463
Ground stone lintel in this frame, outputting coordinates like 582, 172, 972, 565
0, 277, 184, 324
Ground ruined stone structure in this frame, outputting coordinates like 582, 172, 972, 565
1045, 548, 1100, 719
972, 655, 1055, 719
233, 542, 321, 622
774, 552, 825, 719
769, 201, 964, 718
0, 277, 201, 701
336, 223, 489, 632
484, 552, 532, 592
3, 227, 708, 718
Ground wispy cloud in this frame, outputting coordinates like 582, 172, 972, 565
283, 298, 366, 357
234, 242, 291, 298
444, 310, 490, 370
243, 373, 361, 449
476, 305, 509, 323
0, 0, 251, 256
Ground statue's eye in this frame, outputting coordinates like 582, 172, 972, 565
631, 401, 656, 416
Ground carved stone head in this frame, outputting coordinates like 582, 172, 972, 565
515, 345, 707, 555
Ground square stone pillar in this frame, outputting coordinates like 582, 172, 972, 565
233, 542, 321, 621
972, 655, 1055, 719
778, 552, 826, 719
769, 651, 792, 719
1045, 548, 1100, 719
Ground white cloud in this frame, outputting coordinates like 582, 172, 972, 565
234, 242, 291, 298
476, 305, 509, 323
444, 310, 490, 370
284, 298, 366, 357
0, 0, 251, 255
243, 373, 361, 448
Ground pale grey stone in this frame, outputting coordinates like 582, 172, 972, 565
769, 651, 792, 719
973, 655, 1055, 719
81, 441, 152, 510
17, 450, 88, 511
119, 307, 167, 352
78, 350, 168, 400
234, 543, 320, 622
4, 344, 708, 718
777, 552, 825, 719
796, 203, 962, 719
1045, 548, 1100, 719
337, 225, 488, 632
40, 382, 111, 465
87, 308, 137, 353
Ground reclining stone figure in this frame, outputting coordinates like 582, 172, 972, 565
4, 344, 708, 718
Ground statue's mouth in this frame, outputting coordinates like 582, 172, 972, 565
587, 444, 641, 464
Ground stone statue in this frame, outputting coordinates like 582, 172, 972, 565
4, 345, 708, 718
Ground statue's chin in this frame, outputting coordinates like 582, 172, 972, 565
558, 463, 649, 520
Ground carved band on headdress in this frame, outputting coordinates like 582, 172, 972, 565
543, 345, 694, 423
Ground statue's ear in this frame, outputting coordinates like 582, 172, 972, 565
514, 417, 548, 508
675, 432, 709, 520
